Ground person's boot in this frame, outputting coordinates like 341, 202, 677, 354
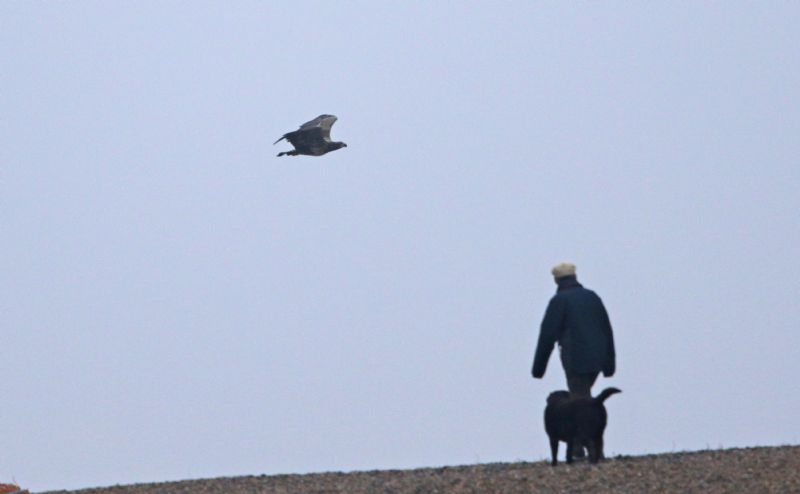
572, 441, 587, 460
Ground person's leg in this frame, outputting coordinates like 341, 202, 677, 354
560, 346, 599, 396
565, 372, 598, 459
566, 373, 598, 398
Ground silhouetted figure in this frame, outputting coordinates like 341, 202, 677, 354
274, 114, 347, 157
532, 262, 616, 396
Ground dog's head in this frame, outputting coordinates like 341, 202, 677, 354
546, 390, 572, 406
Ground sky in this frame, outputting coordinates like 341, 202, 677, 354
2, 2, 799, 491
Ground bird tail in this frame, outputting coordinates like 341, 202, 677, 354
273, 135, 286, 145
595, 387, 621, 403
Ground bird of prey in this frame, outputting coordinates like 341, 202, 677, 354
274, 114, 348, 157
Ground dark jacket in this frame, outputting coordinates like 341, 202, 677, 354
532, 276, 616, 378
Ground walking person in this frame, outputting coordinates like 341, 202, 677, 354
532, 262, 616, 459
532, 263, 616, 396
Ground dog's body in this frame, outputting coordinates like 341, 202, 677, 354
544, 387, 621, 466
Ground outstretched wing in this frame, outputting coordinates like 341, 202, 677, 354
284, 127, 325, 151
298, 114, 337, 141
274, 114, 339, 152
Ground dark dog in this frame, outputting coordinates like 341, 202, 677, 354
544, 387, 621, 466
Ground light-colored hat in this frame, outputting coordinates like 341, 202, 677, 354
551, 262, 576, 279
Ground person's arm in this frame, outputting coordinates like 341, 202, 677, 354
600, 301, 616, 377
532, 296, 565, 378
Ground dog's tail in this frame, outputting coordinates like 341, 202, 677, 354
595, 387, 622, 403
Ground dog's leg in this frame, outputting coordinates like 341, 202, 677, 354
549, 437, 559, 466
565, 439, 574, 464
587, 438, 600, 464
596, 436, 605, 462
572, 439, 586, 459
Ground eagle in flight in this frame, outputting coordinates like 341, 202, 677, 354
274, 114, 347, 157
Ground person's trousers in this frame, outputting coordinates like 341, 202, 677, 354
567, 372, 599, 398
559, 345, 599, 397
565, 371, 599, 458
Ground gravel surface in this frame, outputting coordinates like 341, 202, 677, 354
40, 445, 800, 494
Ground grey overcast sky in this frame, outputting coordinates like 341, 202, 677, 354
2, 2, 799, 491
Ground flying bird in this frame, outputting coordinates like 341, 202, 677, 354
274, 114, 347, 157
